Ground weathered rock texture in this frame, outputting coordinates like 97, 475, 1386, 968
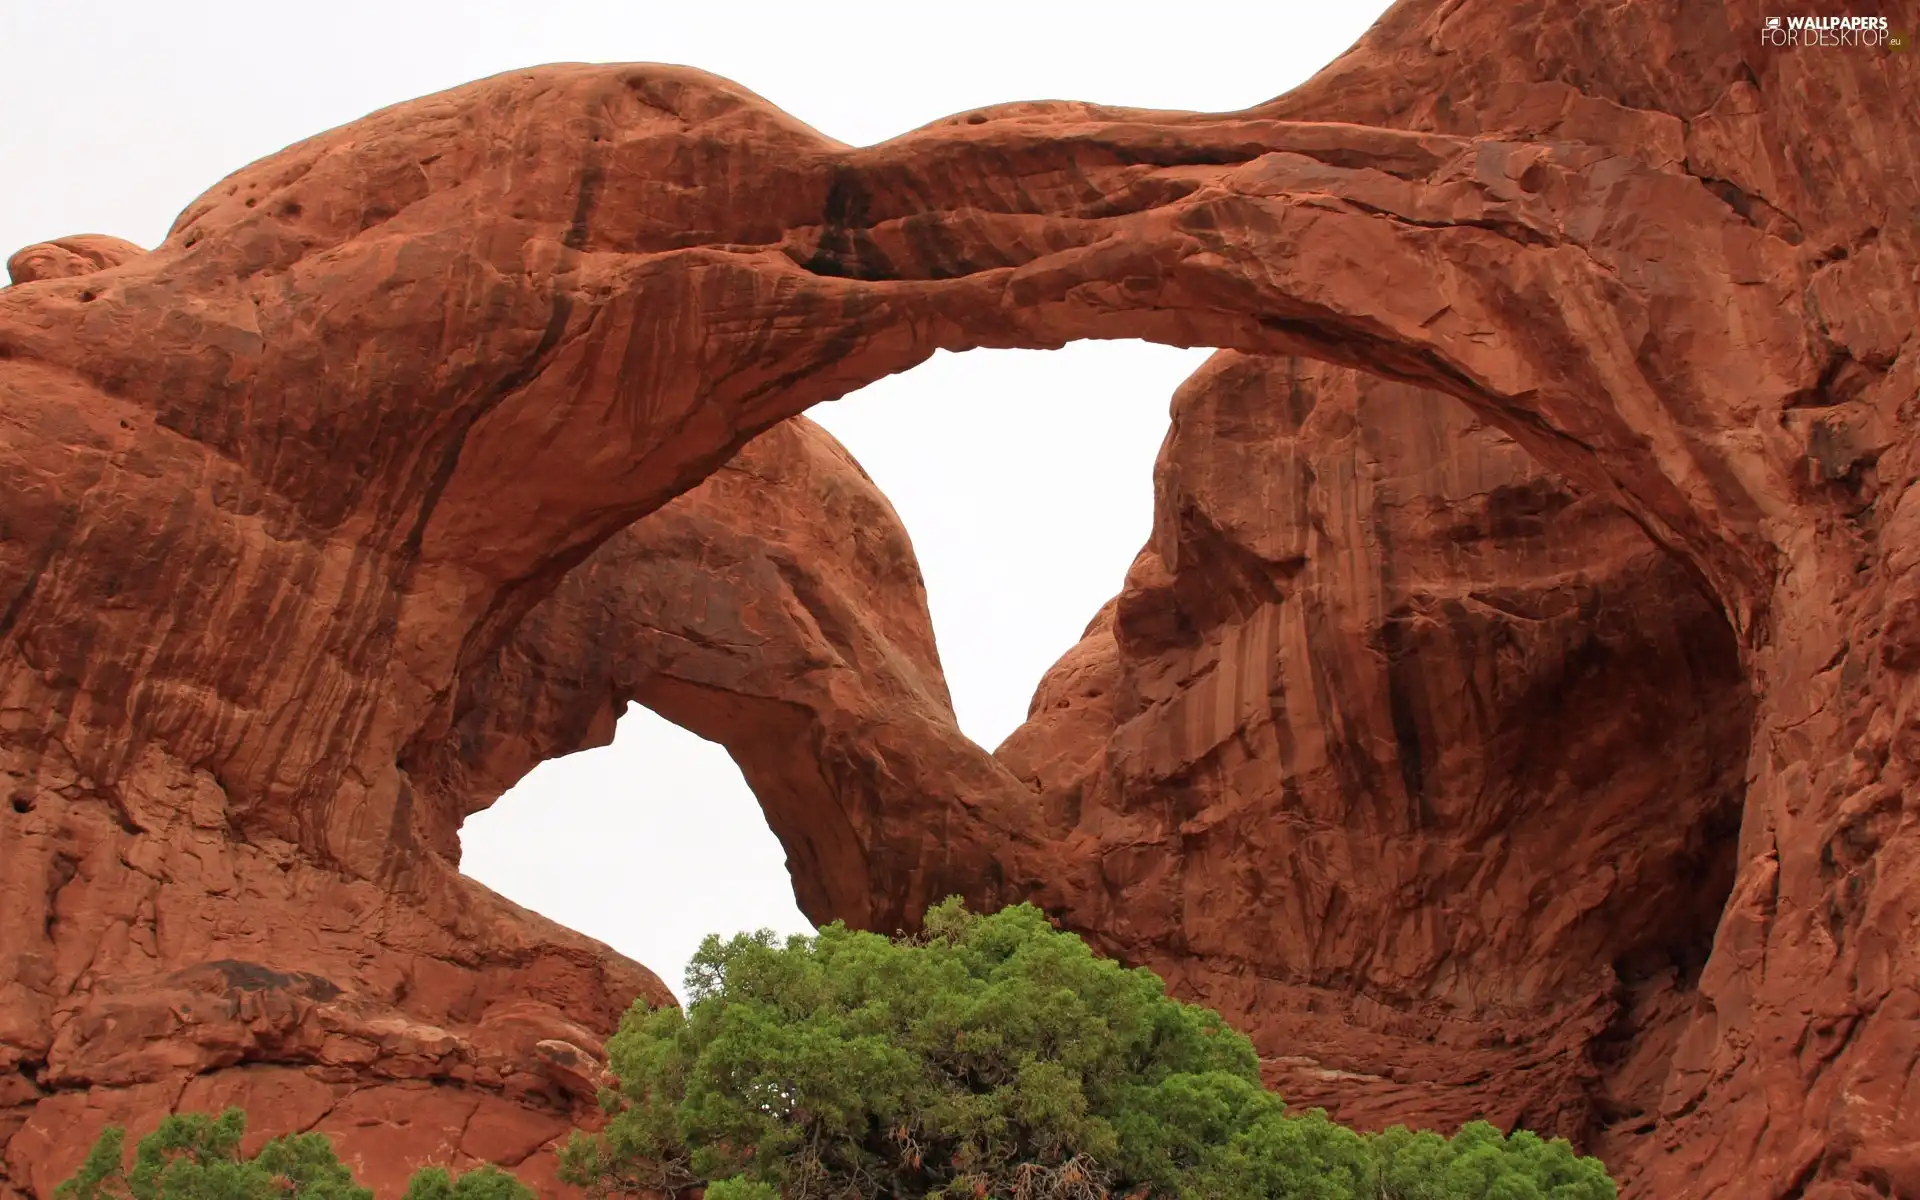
0, 323, 1021, 1193
1, 0, 1915, 1194
3, 237, 145, 288
421, 414, 1041, 937
998, 351, 1752, 1171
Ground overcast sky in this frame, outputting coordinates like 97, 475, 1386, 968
3, 0, 1392, 1000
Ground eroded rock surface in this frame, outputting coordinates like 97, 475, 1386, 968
0, 323, 1021, 1191
419, 415, 1042, 936
4, 237, 145, 287
999, 352, 1752, 1171
1, 0, 1915, 1194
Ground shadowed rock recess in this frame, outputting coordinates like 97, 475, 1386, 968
0, 0, 1914, 1194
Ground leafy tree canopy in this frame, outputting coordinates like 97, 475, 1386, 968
54, 1109, 532, 1200
559, 898, 1619, 1200
400, 1163, 537, 1200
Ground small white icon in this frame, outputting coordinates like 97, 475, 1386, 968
1766, 16, 1781, 28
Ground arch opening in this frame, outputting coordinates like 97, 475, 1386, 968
452, 339, 1213, 993
443, 336, 1753, 1164
460, 702, 810, 1004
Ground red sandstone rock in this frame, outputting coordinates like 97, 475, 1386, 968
420, 416, 1041, 935
429, 359, 1747, 1183
998, 351, 1752, 1171
4, 236, 145, 286
0, 1, 1915, 1195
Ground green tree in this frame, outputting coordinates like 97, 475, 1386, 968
55, 1109, 532, 1200
1368, 1122, 1617, 1199
54, 1109, 371, 1200
400, 1163, 536, 1200
559, 899, 1619, 1200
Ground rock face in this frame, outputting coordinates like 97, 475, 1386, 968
0, 0, 1915, 1195
0, 323, 1021, 1194
997, 351, 1752, 1170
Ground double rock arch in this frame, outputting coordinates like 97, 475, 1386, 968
2, 1, 1916, 1195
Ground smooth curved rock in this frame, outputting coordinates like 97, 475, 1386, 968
418, 415, 1042, 934
0, 0, 1915, 1195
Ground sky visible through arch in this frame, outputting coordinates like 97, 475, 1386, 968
2, 0, 1393, 1000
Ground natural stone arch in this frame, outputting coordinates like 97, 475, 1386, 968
0, 57, 1805, 884
2, 0, 1916, 1194
412, 414, 1044, 935
423, 357, 1753, 1179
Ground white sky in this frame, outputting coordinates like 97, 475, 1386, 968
2, 0, 1392, 999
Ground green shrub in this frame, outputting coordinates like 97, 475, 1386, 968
1368, 1122, 1617, 1199
558, 898, 1620, 1199
54, 1108, 532, 1200
54, 1109, 372, 1200
399, 1163, 535, 1200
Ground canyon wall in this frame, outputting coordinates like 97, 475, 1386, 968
998, 351, 1751, 1171
2, 0, 1915, 1194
